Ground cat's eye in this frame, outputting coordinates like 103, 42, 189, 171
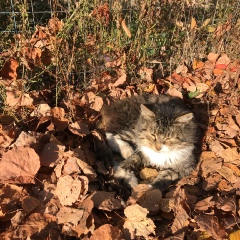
151, 133, 156, 139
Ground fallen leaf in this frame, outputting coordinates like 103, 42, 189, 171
0, 147, 40, 184
21, 196, 40, 213
229, 230, 240, 240
76, 157, 97, 181
159, 197, 175, 212
6, 91, 33, 107
68, 121, 90, 136
131, 184, 162, 212
30, 102, 51, 117
195, 214, 227, 239
193, 60, 204, 70
171, 206, 190, 234
39, 142, 65, 167
56, 206, 84, 225
13, 213, 48, 239
90, 224, 123, 240
215, 196, 236, 212
51, 107, 65, 118
194, 196, 214, 211
55, 175, 82, 206
165, 88, 183, 99
113, 73, 127, 87
199, 152, 222, 177
90, 191, 121, 211
216, 53, 231, 66
72, 199, 94, 237
62, 156, 81, 175
123, 204, 155, 239
139, 67, 153, 82
0, 58, 18, 80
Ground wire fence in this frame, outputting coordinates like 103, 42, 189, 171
0, 0, 139, 33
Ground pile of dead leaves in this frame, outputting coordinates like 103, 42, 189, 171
0, 17, 240, 240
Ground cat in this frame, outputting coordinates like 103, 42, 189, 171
97, 94, 201, 189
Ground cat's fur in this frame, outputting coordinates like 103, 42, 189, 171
98, 94, 200, 189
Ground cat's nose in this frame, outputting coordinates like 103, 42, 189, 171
155, 142, 162, 151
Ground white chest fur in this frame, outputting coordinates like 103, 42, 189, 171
140, 145, 194, 168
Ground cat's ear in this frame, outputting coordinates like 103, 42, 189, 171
175, 112, 194, 123
140, 104, 155, 118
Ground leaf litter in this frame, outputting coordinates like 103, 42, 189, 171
0, 16, 239, 240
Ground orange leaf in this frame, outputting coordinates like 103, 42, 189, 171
0, 58, 18, 80
193, 59, 204, 70
215, 64, 227, 70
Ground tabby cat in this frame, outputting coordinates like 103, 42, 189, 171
98, 94, 200, 189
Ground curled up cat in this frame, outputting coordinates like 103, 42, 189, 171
97, 94, 201, 190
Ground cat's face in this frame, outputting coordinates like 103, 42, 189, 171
135, 104, 195, 152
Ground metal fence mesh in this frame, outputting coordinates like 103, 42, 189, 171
0, 0, 139, 33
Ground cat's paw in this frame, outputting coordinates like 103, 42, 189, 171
119, 153, 143, 169
113, 166, 138, 189
151, 169, 179, 189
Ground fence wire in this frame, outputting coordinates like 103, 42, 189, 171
0, 0, 138, 33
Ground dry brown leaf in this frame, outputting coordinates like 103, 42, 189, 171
124, 204, 155, 239
217, 166, 237, 183
217, 148, 239, 163
112, 73, 127, 87
51, 107, 65, 118
30, 102, 51, 117
21, 196, 40, 214
48, 17, 64, 33
11, 131, 41, 148
0, 58, 18, 80
199, 152, 222, 177
236, 113, 240, 126
193, 60, 204, 70
90, 191, 121, 211
224, 163, 240, 176
90, 224, 123, 240
62, 156, 81, 175
39, 142, 65, 167
121, 19, 131, 38
165, 88, 183, 99
175, 64, 188, 74
159, 197, 175, 212
131, 184, 162, 212
56, 206, 84, 225
53, 117, 69, 131
139, 188, 162, 212
139, 67, 153, 82
55, 175, 82, 206
68, 121, 90, 136
229, 230, 240, 240
72, 199, 94, 237
195, 214, 227, 239
13, 213, 48, 239
0, 147, 40, 184
82, 92, 104, 112
194, 196, 214, 211
76, 157, 97, 181
215, 196, 236, 212
216, 53, 231, 66
171, 206, 190, 234
207, 52, 219, 63
202, 173, 222, 191
6, 91, 33, 107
